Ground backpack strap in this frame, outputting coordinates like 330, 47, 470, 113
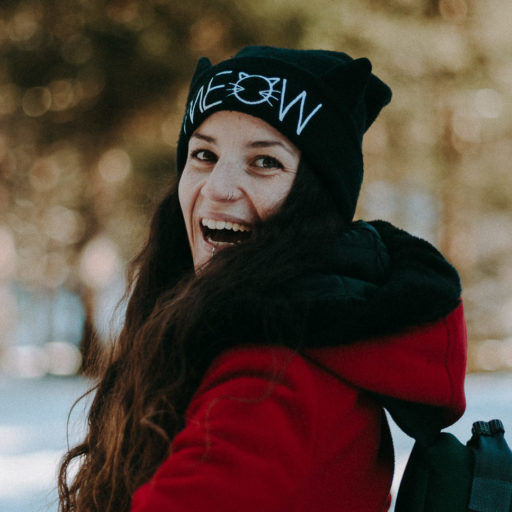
375, 394, 445, 446
468, 420, 512, 512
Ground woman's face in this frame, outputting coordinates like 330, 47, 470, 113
179, 111, 301, 269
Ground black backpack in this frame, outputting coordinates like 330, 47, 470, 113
394, 419, 512, 512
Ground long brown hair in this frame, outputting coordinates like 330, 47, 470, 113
58, 159, 346, 512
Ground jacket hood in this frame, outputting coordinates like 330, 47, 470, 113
306, 302, 467, 443
299, 220, 467, 442
300, 221, 467, 444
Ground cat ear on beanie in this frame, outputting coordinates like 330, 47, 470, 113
364, 74, 392, 130
189, 57, 212, 87
323, 57, 373, 106
176, 46, 392, 223
323, 58, 392, 132
323, 58, 373, 138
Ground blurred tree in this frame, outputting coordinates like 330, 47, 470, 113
0, 0, 511, 372
0, 0, 309, 372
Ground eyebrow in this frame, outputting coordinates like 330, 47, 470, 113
249, 140, 285, 149
191, 132, 215, 143
249, 140, 297, 158
191, 133, 297, 157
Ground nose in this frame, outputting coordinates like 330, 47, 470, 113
201, 156, 242, 202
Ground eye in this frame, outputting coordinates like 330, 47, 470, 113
191, 149, 217, 163
253, 155, 283, 170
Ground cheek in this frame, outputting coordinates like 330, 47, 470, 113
255, 176, 295, 220
178, 173, 196, 233
177, 178, 188, 218
178, 169, 199, 211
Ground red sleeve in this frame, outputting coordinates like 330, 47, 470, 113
130, 347, 320, 512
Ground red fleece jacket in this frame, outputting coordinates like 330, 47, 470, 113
130, 303, 467, 512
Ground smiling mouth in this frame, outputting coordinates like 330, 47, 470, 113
201, 218, 252, 246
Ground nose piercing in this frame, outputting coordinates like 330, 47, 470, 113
226, 192, 234, 201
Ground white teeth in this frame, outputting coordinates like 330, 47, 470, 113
201, 218, 251, 232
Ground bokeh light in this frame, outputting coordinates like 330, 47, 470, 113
0, 226, 17, 279
98, 148, 132, 183
44, 206, 84, 245
22, 87, 52, 118
79, 236, 121, 290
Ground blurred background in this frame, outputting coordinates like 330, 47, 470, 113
0, 0, 511, 510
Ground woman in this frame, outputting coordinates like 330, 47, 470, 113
59, 46, 467, 512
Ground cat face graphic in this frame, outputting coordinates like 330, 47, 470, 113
227, 72, 281, 106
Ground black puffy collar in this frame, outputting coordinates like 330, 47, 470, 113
190, 220, 462, 365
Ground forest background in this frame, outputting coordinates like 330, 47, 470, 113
0, 0, 511, 374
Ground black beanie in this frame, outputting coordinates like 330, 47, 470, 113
176, 46, 392, 222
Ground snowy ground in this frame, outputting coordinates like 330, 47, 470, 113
0, 376, 91, 512
1, 372, 512, 512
